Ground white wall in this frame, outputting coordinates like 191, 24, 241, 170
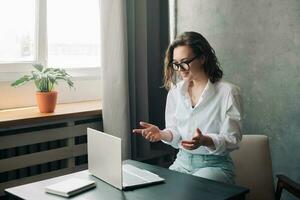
0, 79, 101, 109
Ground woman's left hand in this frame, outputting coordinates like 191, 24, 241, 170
181, 128, 207, 150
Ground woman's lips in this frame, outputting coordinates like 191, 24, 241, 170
180, 71, 189, 76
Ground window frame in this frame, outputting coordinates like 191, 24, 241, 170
0, 0, 101, 82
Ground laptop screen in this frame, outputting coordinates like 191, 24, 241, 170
87, 128, 123, 190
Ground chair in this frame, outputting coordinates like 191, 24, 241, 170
231, 135, 275, 200
275, 174, 300, 200
230, 134, 300, 200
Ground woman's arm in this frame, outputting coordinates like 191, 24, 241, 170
133, 121, 173, 142
205, 86, 243, 154
160, 129, 173, 142
162, 89, 182, 148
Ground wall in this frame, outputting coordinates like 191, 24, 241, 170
176, 0, 300, 199
0, 79, 101, 109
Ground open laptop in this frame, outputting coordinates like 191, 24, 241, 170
87, 128, 164, 190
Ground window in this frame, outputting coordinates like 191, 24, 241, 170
0, 0, 101, 79
0, 0, 36, 63
47, 0, 100, 68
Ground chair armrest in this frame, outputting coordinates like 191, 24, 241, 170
275, 174, 300, 200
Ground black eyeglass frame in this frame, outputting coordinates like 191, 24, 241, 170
169, 55, 198, 71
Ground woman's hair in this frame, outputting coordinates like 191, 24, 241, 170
163, 31, 223, 90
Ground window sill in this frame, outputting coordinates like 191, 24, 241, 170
0, 67, 101, 82
0, 100, 102, 129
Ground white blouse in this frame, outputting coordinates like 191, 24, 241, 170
162, 79, 243, 155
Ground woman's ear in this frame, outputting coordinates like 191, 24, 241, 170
200, 55, 206, 65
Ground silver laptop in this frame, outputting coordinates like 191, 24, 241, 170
87, 128, 164, 190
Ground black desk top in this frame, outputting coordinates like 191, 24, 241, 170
5, 160, 249, 200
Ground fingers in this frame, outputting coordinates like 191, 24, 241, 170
196, 128, 202, 134
132, 121, 160, 142
139, 121, 152, 128
181, 143, 194, 148
181, 139, 200, 150
132, 121, 154, 136
132, 121, 152, 135
194, 128, 202, 137
145, 131, 152, 140
181, 143, 195, 150
145, 132, 158, 141
132, 129, 143, 134
181, 140, 196, 144
133, 127, 151, 136
181, 140, 195, 148
133, 129, 159, 142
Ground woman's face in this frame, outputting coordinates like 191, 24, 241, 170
172, 45, 205, 82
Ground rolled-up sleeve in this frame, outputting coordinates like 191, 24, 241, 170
205, 87, 243, 155
162, 89, 181, 148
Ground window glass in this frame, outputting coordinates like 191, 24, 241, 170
0, 0, 36, 63
47, 0, 101, 68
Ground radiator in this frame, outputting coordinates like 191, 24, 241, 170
0, 115, 102, 197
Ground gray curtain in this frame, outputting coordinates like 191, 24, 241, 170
99, 0, 131, 159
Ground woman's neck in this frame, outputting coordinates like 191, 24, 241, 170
189, 76, 209, 89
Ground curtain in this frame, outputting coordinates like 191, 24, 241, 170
99, 0, 131, 159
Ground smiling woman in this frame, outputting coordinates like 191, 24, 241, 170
133, 31, 243, 185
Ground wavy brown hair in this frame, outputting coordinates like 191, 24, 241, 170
163, 31, 223, 90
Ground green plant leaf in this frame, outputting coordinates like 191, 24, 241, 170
11, 75, 32, 87
33, 64, 44, 72
11, 64, 74, 91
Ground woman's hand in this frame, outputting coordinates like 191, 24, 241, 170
132, 121, 162, 142
181, 128, 211, 150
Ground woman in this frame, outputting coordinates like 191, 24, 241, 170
133, 31, 243, 184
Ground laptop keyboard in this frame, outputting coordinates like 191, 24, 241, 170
122, 164, 163, 187
123, 170, 147, 186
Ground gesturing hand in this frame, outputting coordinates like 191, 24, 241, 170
132, 121, 162, 142
181, 128, 206, 150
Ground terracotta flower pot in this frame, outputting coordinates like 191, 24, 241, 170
35, 91, 58, 113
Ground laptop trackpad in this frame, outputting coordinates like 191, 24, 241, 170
122, 164, 164, 187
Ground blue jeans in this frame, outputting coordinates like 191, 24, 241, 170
169, 149, 235, 184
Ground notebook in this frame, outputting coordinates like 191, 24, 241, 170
45, 178, 96, 197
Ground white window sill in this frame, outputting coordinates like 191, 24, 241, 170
0, 67, 101, 82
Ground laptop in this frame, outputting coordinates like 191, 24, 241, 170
87, 128, 165, 190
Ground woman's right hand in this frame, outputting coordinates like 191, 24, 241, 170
132, 121, 162, 142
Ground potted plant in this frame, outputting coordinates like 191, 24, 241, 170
11, 64, 74, 113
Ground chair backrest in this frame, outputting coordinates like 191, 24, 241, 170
231, 135, 275, 200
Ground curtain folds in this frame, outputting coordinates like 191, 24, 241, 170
99, 0, 131, 159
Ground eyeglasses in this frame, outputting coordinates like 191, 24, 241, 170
170, 56, 198, 71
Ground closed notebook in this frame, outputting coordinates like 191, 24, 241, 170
45, 178, 96, 197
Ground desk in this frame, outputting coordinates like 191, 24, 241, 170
5, 160, 249, 200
